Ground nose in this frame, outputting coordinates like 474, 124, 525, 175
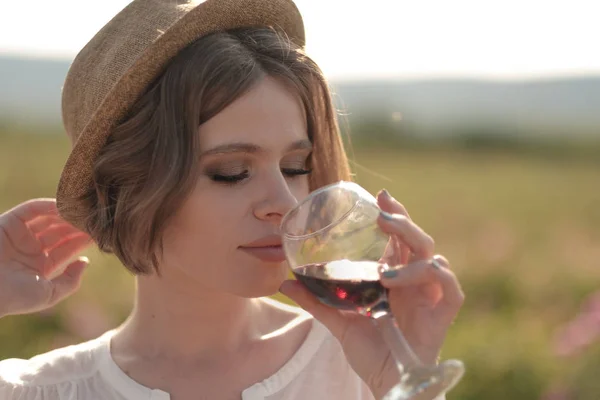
253, 174, 300, 226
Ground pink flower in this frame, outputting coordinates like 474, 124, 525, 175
540, 386, 572, 400
553, 291, 600, 357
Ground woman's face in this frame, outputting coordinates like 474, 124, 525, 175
160, 76, 312, 297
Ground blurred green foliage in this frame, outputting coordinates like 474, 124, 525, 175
1, 125, 599, 400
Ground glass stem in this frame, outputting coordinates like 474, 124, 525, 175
373, 311, 423, 374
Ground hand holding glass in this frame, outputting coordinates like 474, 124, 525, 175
280, 181, 464, 399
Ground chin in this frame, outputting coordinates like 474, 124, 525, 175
236, 262, 289, 298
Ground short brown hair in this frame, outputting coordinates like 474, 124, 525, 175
79, 27, 351, 275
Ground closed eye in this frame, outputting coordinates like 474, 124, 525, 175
210, 171, 249, 183
210, 168, 311, 185
282, 168, 312, 177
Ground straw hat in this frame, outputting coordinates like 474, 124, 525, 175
57, 0, 305, 231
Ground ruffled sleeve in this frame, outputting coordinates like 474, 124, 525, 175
0, 332, 118, 400
0, 358, 78, 400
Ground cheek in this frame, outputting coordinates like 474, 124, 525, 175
160, 190, 241, 268
291, 176, 311, 204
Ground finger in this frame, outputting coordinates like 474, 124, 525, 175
38, 224, 90, 251
379, 232, 411, 267
0, 200, 59, 256
376, 189, 411, 219
1, 199, 58, 224
0, 218, 43, 256
431, 255, 451, 270
279, 280, 348, 338
28, 215, 67, 234
380, 256, 465, 309
377, 212, 435, 260
377, 190, 413, 264
47, 257, 89, 306
380, 235, 404, 267
45, 234, 93, 273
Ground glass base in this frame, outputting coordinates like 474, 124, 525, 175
382, 359, 464, 400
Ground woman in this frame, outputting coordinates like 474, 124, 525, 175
0, 0, 464, 399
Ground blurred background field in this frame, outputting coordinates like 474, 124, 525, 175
1, 126, 599, 400
2, 1, 600, 399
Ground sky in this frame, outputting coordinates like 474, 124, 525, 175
0, 0, 598, 81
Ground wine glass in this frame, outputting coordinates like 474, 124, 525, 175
280, 180, 464, 400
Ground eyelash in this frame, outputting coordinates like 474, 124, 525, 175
210, 168, 312, 184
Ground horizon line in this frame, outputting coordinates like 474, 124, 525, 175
2, 50, 600, 84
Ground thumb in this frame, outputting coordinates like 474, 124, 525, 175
279, 280, 349, 338
47, 256, 89, 306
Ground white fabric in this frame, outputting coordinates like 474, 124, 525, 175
0, 315, 376, 400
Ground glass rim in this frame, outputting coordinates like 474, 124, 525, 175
280, 180, 361, 240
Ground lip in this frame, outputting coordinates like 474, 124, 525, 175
240, 234, 286, 263
240, 246, 286, 263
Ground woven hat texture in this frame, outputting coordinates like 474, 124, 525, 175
57, 0, 305, 230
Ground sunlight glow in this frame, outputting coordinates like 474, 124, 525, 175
0, 0, 598, 80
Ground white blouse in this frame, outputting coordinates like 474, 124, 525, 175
0, 317, 376, 400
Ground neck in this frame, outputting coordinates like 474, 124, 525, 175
114, 273, 267, 361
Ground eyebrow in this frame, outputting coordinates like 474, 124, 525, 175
200, 139, 313, 157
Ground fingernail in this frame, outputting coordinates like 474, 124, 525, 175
380, 211, 394, 221
382, 189, 392, 199
381, 268, 398, 278
431, 258, 443, 270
